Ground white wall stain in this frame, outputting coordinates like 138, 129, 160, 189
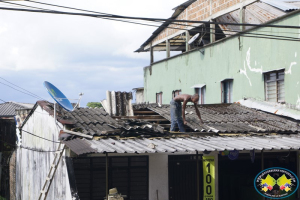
285, 62, 297, 74
240, 61, 252, 86
239, 47, 262, 86
296, 95, 300, 109
297, 81, 299, 85
246, 47, 263, 74
295, 52, 297, 57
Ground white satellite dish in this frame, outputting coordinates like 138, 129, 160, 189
188, 33, 200, 45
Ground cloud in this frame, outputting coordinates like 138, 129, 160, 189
0, 0, 183, 106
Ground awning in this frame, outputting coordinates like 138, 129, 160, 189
191, 84, 206, 88
63, 134, 300, 155
262, 68, 285, 74
220, 78, 233, 82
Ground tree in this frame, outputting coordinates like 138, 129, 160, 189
86, 102, 103, 108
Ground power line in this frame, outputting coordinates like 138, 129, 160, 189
0, 1, 299, 43
21, 129, 61, 143
0, 81, 42, 100
24, 0, 300, 37
1, 6, 300, 30
0, 77, 45, 100
0, 3, 299, 43
0, 98, 6, 103
0, 138, 63, 152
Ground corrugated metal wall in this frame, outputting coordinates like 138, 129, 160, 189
15, 106, 71, 200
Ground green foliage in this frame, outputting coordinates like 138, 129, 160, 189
0, 196, 7, 200
86, 102, 103, 108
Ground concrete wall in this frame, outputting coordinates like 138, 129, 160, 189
15, 106, 71, 200
149, 154, 169, 200
135, 90, 144, 103
144, 12, 300, 107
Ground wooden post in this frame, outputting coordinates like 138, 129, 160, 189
239, 7, 245, 31
186, 31, 190, 52
210, 19, 215, 43
166, 39, 170, 58
150, 42, 154, 64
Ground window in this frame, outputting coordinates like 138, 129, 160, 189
156, 92, 162, 104
172, 90, 181, 98
264, 70, 285, 102
221, 79, 233, 103
195, 87, 206, 104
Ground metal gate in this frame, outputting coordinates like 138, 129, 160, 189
168, 155, 202, 200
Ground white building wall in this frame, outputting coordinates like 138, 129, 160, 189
135, 90, 144, 103
15, 105, 72, 200
149, 154, 169, 200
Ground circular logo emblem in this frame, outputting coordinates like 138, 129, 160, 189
254, 167, 299, 199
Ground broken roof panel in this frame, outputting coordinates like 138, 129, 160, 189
133, 103, 300, 133
63, 134, 300, 155
261, 0, 300, 11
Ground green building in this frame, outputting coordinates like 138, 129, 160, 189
136, 0, 300, 109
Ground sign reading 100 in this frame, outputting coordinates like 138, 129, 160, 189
203, 156, 215, 200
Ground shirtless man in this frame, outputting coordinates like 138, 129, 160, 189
170, 93, 203, 132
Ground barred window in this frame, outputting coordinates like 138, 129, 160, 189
264, 70, 285, 102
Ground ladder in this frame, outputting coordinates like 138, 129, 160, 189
38, 143, 65, 200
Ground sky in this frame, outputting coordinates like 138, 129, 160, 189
0, 0, 183, 107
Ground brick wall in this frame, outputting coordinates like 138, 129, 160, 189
151, 0, 241, 46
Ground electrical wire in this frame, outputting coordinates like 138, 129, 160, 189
0, 98, 6, 103
0, 138, 63, 152
21, 129, 61, 143
1, 6, 300, 30
0, 77, 45, 100
0, 81, 42, 100
1, 1, 300, 42
22, 0, 300, 36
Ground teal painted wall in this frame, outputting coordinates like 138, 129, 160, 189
144, 12, 300, 107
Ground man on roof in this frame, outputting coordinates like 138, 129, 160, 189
170, 94, 203, 132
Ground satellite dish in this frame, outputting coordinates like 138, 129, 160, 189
43, 81, 73, 112
188, 33, 200, 45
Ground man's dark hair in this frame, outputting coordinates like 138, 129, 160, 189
191, 93, 199, 101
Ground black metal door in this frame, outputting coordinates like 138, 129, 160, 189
169, 155, 202, 200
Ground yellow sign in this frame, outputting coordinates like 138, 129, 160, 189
203, 156, 215, 200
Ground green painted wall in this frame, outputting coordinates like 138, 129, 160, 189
144, 12, 300, 107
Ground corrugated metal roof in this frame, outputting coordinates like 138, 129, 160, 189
237, 98, 300, 120
190, 84, 206, 88
262, 0, 299, 11
216, 2, 287, 36
0, 102, 33, 117
63, 134, 300, 155
134, 103, 300, 133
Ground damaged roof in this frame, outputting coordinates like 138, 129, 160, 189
136, 0, 300, 52
29, 101, 165, 137
26, 101, 300, 140
134, 103, 300, 133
